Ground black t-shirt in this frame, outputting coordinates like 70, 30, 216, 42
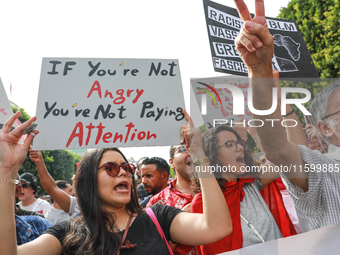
44, 204, 182, 254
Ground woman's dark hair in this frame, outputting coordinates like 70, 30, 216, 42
62, 148, 141, 255
192, 125, 256, 193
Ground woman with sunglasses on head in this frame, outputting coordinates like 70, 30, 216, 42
0, 110, 232, 255
190, 124, 282, 255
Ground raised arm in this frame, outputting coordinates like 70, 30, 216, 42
234, 0, 308, 190
169, 110, 232, 246
272, 71, 308, 146
29, 150, 72, 213
284, 105, 308, 146
0, 112, 62, 255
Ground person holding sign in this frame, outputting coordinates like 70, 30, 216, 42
0, 111, 232, 255
234, 0, 340, 233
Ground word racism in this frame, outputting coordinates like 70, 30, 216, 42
42, 60, 185, 148
200, 85, 312, 116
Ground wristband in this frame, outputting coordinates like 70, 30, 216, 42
283, 108, 294, 117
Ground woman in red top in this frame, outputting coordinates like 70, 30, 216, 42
191, 125, 282, 254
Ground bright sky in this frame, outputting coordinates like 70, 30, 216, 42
0, 0, 291, 162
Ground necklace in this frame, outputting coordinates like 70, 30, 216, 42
117, 214, 136, 255
113, 211, 128, 232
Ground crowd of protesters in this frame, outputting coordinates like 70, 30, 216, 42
0, 0, 340, 254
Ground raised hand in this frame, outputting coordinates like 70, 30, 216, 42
29, 149, 43, 164
234, 0, 274, 74
0, 112, 39, 176
180, 109, 205, 161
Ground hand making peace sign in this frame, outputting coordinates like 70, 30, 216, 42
234, 0, 274, 73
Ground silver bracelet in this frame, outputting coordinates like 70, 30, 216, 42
0, 178, 19, 185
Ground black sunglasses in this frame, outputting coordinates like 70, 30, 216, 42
98, 162, 135, 177
21, 183, 30, 189
175, 145, 189, 154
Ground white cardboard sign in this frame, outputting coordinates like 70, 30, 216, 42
33, 58, 186, 150
190, 75, 251, 130
0, 78, 18, 131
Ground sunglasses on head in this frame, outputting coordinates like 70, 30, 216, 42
98, 162, 135, 177
21, 183, 30, 189
175, 145, 190, 154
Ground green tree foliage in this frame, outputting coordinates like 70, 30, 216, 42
278, 0, 340, 78
277, 1, 340, 126
12, 106, 31, 124
12, 106, 81, 196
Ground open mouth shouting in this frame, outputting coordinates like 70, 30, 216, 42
114, 181, 130, 194
236, 154, 246, 167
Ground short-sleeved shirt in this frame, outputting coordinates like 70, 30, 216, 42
280, 144, 340, 232
147, 179, 194, 209
45, 196, 80, 222
44, 204, 182, 254
45, 207, 71, 224
147, 179, 196, 255
67, 196, 81, 216
18, 198, 52, 216
16, 214, 53, 245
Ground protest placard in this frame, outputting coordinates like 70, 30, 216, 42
191, 75, 250, 130
0, 78, 19, 131
33, 58, 186, 150
203, 0, 319, 79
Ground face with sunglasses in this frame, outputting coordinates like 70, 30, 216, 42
169, 145, 191, 180
18, 181, 35, 203
97, 150, 135, 210
216, 130, 247, 177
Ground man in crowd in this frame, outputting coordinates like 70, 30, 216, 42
29, 150, 80, 217
45, 180, 75, 224
147, 145, 197, 255
234, 0, 340, 232
14, 174, 53, 245
147, 146, 195, 208
135, 157, 148, 203
17, 172, 51, 215
306, 124, 329, 153
139, 156, 170, 208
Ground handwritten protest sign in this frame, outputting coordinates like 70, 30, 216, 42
33, 58, 186, 150
191, 75, 250, 130
0, 78, 19, 131
203, 0, 319, 78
